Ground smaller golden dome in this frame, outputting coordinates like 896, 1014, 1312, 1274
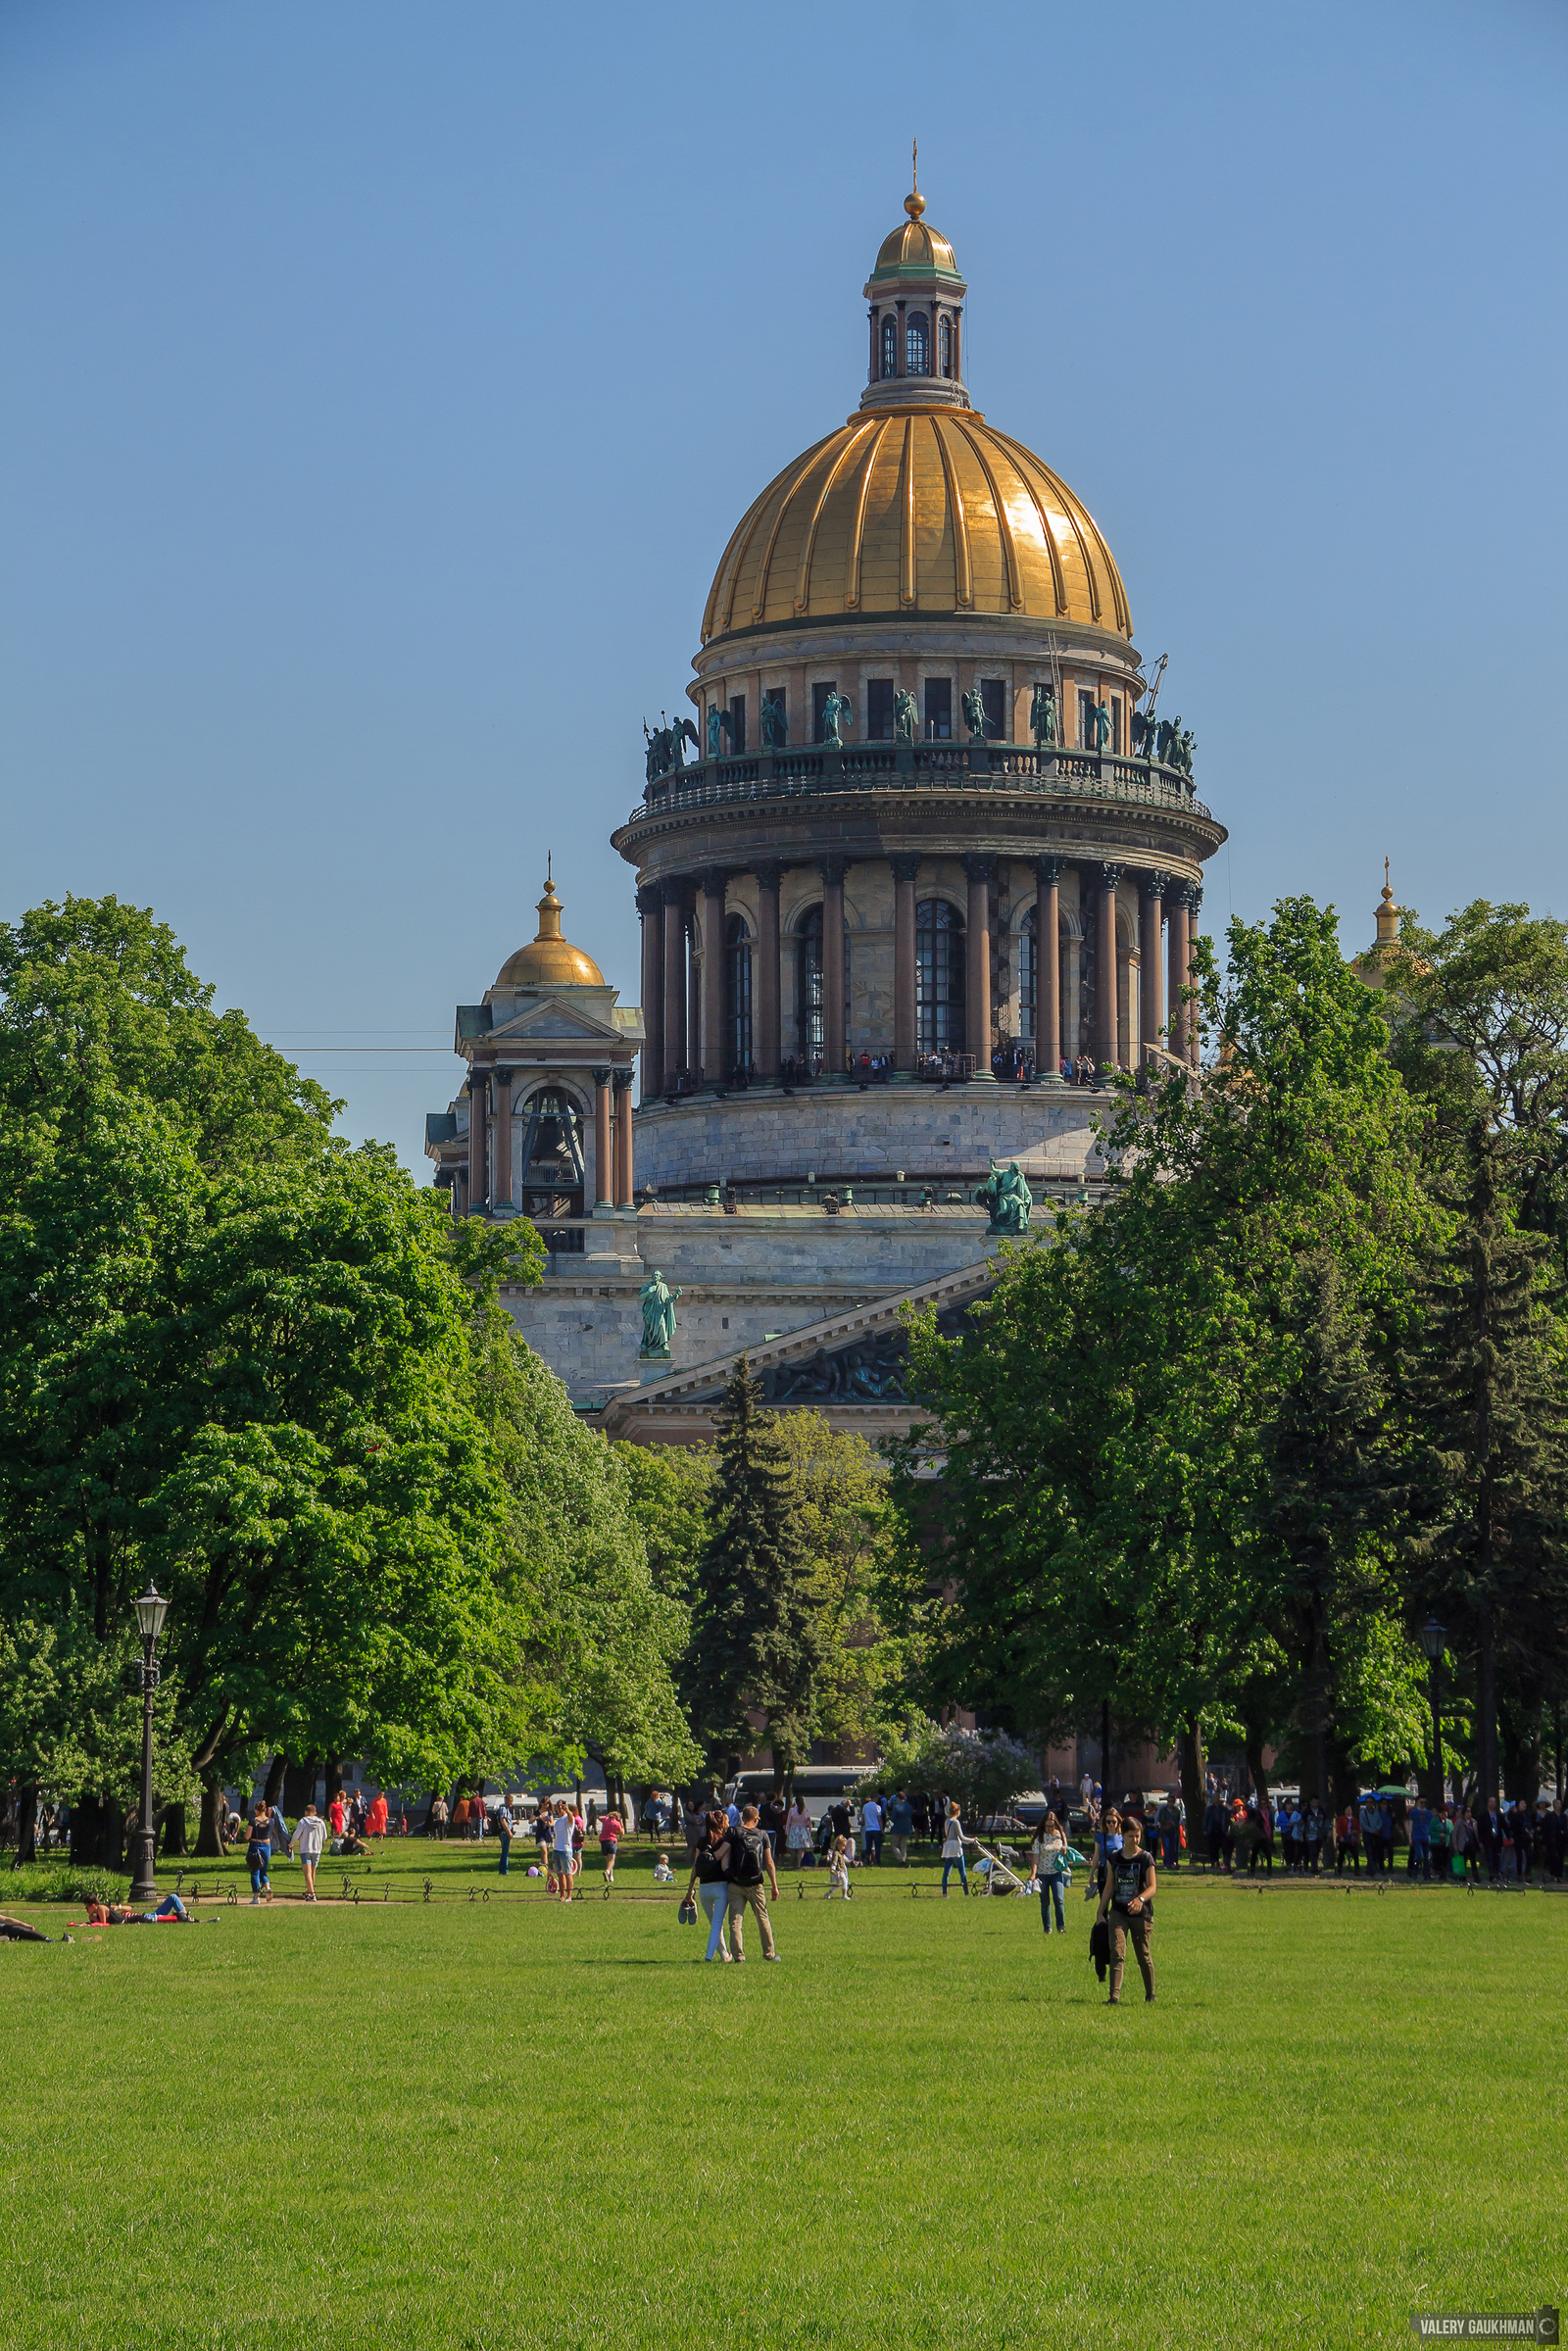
496, 870, 604, 989
870, 205, 961, 286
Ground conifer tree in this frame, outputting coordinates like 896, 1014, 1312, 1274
687, 1358, 821, 1782
1400, 1123, 1568, 1800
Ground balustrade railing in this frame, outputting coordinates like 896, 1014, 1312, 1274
626, 740, 1207, 827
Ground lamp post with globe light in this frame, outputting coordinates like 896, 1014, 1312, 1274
128, 1585, 170, 1906
1418, 1617, 1446, 1809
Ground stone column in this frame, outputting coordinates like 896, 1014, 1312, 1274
891, 854, 921, 1073
1186, 885, 1203, 1065
612, 1069, 635, 1205
700, 869, 727, 1085
685, 896, 702, 1082
820, 857, 848, 1076
1035, 857, 1062, 1084
466, 1065, 487, 1211
1142, 872, 1168, 1053
592, 1066, 612, 1208
962, 855, 997, 1078
492, 1069, 514, 1209
1096, 863, 1124, 1072
1166, 885, 1190, 1063
662, 880, 686, 1081
755, 860, 782, 1081
637, 885, 663, 1101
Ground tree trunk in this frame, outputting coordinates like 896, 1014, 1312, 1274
325, 1757, 345, 1803
263, 1752, 286, 1806
1244, 1726, 1270, 1807
1177, 1717, 1204, 1868
161, 1802, 187, 1858
1101, 1696, 1113, 1803
1478, 1598, 1498, 1804
13, 1783, 38, 1867
283, 1755, 318, 1817
194, 1777, 226, 1857
1555, 1699, 1564, 1804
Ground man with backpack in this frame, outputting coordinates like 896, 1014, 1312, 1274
723, 1803, 781, 1962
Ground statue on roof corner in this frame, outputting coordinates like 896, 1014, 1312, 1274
978, 1158, 1033, 1237
639, 1268, 681, 1358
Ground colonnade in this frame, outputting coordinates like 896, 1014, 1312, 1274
638, 857, 1203, 1098
466, 1063, 636, 1211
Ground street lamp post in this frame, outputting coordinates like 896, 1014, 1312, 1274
1418, 1616, 1446, 1809
128, 1584, 170, 1906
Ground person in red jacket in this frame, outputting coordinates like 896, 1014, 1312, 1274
368, 1791, 389, 1838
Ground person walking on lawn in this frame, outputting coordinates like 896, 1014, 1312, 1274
1031, 1811, 1071, 1937
861, 1792, 884, 1866
549, 1799, 576, 1902
723, 1804, 781, 1961
941, 1799, 974, 1897
247, 1800, 277, 1905
598, 1805, 623, 1886
289, 1800, 326, 1901
887, 1788, 915, 1867
1096, 1811, 1157, 2006
496, 1804, 514, 1877
683, 1809, 733, 1962
784, 1793, 813, 1868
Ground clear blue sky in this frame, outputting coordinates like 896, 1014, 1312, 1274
3, 2, 1564, 1170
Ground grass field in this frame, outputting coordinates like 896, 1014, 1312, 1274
2, 1843, 1564, 2350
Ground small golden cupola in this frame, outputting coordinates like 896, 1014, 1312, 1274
860, 146, 970, 414
495, 867, 605, 989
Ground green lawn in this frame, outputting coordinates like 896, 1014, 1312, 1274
2, 1855, 1563, 2349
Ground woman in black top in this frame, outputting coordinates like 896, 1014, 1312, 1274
682, 1809, 733, 1963
1096, 1813, 1156, 2005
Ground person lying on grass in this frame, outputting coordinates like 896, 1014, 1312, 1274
74, 1893, 198, 1927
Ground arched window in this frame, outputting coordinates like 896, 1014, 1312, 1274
916, 899, 965, 1054
1018, 908, 1036, 1042
515, 1088, 585, 1251
725, 913, 753, 1076
939, 317, 952, 377
906, 312, 929, 375
881, 316, 897, 379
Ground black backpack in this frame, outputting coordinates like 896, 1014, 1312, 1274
731, 1828, 767, 1886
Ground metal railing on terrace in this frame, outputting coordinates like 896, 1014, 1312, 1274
624, 740, 1209, 827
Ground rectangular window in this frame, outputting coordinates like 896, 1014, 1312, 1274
866, 679, 895, 741
812, 681, 837, 744
980, 677, 1005, 739
924, 677, 953, 740
728, 695, 747, 757
762, 687, 786, 748
1078, 689, 1096, 750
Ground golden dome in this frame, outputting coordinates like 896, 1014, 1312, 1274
868, 194, 961, 288
701, 409, 1131, 642
496, 871, 604, 989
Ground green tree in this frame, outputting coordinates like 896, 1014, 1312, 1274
895, 898, 1429, 1812
473, 1306, 699, 1805
1398, 1125, 1568, 1800
687, 1359, 821, 1783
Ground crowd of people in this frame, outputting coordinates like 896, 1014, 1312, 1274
1196, 1788, 1568, 1884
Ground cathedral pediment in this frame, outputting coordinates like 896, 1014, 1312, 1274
489, 995, 622, 1043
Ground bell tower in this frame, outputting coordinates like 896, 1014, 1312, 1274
860, 151, 970, 414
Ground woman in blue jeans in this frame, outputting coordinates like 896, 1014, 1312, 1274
1031, 1812, 1070, 1934
246, 1800, 275, 1905
941, 1801, 971, 1896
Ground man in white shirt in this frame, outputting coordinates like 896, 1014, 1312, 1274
550, 1799, 576, 1903
861, 1794, 885, 1865
290, 1800, 327, 1902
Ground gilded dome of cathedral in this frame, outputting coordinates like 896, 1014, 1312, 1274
700, 410, 1131, 645
495, 872, 604, 989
